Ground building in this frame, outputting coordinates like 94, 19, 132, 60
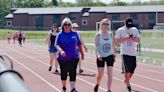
5, 5, 164, 30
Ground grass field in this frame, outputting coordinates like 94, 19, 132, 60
1, 29, 164, 66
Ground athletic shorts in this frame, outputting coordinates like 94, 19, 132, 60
122, 55, 136, 74
97, 55, 114, 67
49, 46, 57, 53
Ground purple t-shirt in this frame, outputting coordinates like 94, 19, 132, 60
55, 31, 81, 61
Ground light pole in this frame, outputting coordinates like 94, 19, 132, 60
155, 0, 158, 25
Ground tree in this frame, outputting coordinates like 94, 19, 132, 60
52, 0, 58, 6
110, 1, 127, 6
76, 0, 94, 6
0, 0, 13, 26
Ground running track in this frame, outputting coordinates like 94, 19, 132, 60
0, 41, 164, 92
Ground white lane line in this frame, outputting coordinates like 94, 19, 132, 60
24, 44, 164, 75
16, 45, 159, 92
0, 49, 61, 92
85, 53, 164, 75
82, 66, 158, 92
2, 45, 107, 92
87, 60, 164, 83
23, 46, 164, 84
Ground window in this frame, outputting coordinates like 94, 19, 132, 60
148, 13, 156, 28
70, 17, 77, 23
112, 14, 120, 21
148, 13, 156, 23
148, 13, 156, 20
53, 15, 61, 26
35, 15, 43, 27
7, 21, 12, 26
82, 20, 87, 26
130, 13, 138, 20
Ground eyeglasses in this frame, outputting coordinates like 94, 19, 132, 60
73, 27, 79, 29
64, 23, 71, 26
102, 23, 109, 26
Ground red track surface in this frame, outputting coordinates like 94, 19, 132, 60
0, 41, 164, 92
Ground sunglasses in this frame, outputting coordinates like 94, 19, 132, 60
64, 23, 71, 26
102, 23, 109, 26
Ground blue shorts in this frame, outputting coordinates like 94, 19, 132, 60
49, 46, 57, 53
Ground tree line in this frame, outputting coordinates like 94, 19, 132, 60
0, 0, 164, 26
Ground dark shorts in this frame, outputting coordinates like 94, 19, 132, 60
49, 46, 57, 53
122, 55, 137, 74
97, 55, 114, 67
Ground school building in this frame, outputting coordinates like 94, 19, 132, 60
5, 5, 164, 30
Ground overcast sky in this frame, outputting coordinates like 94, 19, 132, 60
62, 0, 151, 3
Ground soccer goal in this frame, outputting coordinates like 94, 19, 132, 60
153, 24, 164, 39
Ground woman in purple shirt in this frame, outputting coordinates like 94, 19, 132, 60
55, 18, 84, 92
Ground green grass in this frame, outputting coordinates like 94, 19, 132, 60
139, 51, 164, 65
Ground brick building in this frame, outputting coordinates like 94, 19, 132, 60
5, 5, 164, 30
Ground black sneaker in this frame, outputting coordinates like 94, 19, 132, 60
94, 85, 99, 92
48, 66, 52, 71
127, 86, 131, 92
106, 90, 112, 92
71, 88, 78, 92
55, 69, 59, 73
62, 87, 66, 92
79, 69, 83, 73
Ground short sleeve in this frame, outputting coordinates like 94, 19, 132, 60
115, 28, 121, 40
55, 32, 61, 46
75, 32, 81, 46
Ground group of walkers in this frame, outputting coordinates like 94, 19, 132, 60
47, 17, 140, 92
6, 31, 26, 46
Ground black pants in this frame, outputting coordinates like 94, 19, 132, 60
58, 58, 79, 81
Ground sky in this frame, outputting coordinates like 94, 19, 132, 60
62, 0, 151, 3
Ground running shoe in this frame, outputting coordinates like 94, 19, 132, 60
71, 88, 78, 92
127, 86, 131, 92
79, 69, 83, 73
106, 90, 112, 92
55, 69, 59, 73
48, 66, 52, 71
94, 85, 99, 92
62, 87, 66, 92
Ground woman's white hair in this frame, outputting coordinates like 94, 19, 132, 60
99, 18, 110, 31
61, 17, 72, 30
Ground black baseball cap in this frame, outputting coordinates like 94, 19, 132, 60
52, 23, 58, 28
125, 18, 133, 28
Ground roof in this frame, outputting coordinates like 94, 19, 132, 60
89, 5, 164, 13
14, 7, 83, 15
11, 5, 164, 15
5, 13, 13, 19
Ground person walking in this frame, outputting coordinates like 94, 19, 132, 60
47, 23, 59, 73
18, 31, 23, 47
94, 18, 116, 92
115, 18, 140, 92
22, 32, 26, 44
13, 32, 18, 44
72, 23, 88, 73
6, 32, 11, 44
55, 18, 84, 92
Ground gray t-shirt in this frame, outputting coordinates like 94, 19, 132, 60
115, 26, 140, 56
